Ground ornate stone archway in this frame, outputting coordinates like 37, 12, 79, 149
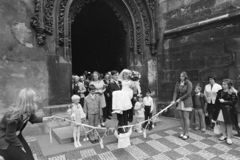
31, 0, 159, 105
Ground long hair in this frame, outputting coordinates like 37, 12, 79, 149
178, 71, 189, 83
7, 88, 38, 122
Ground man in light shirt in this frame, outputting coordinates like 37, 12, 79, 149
143, 89, 154, 131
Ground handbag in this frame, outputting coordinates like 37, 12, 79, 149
213, 122, 221, 134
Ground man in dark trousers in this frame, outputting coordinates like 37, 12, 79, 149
103, 73, 112, 120
107, 70, 126, 133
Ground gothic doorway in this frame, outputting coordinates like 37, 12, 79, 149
31, 0, 159, 105
71, 1, 126, 75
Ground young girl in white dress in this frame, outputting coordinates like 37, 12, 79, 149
68, 95, 86, 148
112, 69, 141, 114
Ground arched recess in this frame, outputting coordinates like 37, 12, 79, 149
31, 0, 158, 105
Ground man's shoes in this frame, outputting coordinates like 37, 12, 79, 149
106, 116, 111, 120
128, 119, 133, 123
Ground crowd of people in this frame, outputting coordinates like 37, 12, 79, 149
1, 69, 240, 160
171, 71, 240, 145
70, 69, 154, 147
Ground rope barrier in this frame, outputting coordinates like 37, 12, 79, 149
53, 102, 175, 130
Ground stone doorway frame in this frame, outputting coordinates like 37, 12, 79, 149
31, 0, 159, 106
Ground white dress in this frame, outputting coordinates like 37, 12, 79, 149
112, 80, 134, 111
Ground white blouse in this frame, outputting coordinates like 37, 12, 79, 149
204, 83, 222, 104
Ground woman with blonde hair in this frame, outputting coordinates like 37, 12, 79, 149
0, 88, 54, 160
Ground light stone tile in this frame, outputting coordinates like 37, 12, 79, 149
152, 153, 172, 160
147, 140, 171, 153
232, 138, 240, 145
106, 143, 118, 151
192, 141, 210, 150
98, 151, 117, 160
164, 130, 178, 135
149, 133, 162, 139
177, 157, 190, 160
125, 145, 149, 160
213, 144, 231, 152
219, 153, 239, 160
174, 147, 192, 156
197, 150, 216, 160
131, 137, 144, 145
80, 148, 97, 158
165, 136, 189, 147
188, 132, 205, 141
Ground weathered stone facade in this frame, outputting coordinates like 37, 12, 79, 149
1, 0, 240, 123
0, 0, 49, 117
158, 0, 240, 117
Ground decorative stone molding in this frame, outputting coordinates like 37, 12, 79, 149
30, 0, 157, 54
45, 0, 55, 35
31, 0, 46, 45
58, 0, 68, 45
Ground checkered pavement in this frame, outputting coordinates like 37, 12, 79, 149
43, 126, 240, 160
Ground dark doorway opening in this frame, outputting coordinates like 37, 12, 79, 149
71, 1, 126, 76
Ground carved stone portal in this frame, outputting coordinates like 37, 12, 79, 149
30, 0, 158, 55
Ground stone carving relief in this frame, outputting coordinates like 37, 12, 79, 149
31, 0, 46, 45
59, 0, 68, 46
44, 0, 55, 35
30, 0, 156, 55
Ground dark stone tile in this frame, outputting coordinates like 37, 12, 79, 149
112, 149, 135, 160
157, 138, 180, 149
164, 150, 183, 159
136, 143, 160, 156
184, 144, 202, 153
205, 147, 225, 155
186, 154, 206, 160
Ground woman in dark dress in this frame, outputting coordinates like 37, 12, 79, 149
0, 88, 54, 160
213, 79, 237, 145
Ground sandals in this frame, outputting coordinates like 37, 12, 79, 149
226, 139, 232, 145
179, 133, 184, 138
182, 135, 189, 140
219, 136, 227, 141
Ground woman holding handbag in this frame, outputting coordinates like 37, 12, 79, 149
213, 79, 238, 145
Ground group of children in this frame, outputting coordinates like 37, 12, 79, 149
68, 85, 154, 148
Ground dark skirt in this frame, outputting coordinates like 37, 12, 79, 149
221, 105, 234, 125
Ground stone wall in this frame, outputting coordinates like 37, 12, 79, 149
158, 0, 240, 117
0, 0, 49, 117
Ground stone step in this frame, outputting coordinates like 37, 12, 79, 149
52, 116, 161, 144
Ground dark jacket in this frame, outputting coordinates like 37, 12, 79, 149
106, 80, 122, 97
173, 79, 193, 108
235, 91, 240, 113
192, 93, 207, 110
213, 89, 238, 121
0, 113, 43, 150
